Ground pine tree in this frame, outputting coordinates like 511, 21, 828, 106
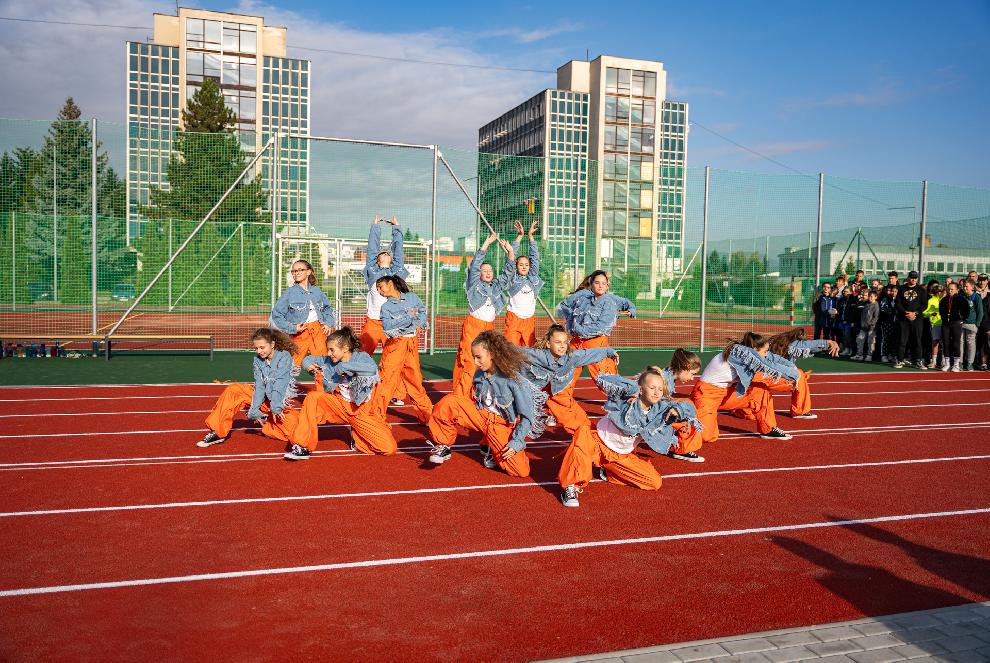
20, 99, 129, 301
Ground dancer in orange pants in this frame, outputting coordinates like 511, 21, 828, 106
660, 349, 706, 461
197, 328, 301, 447
284, 327, 398, 460
451, 233, 513, 396
270, 259, 336, 366
521, 324, 620, 436
428, 331, 536, 477
360, 215, 408, 403
504, 220, 542, 348
557, 370, 700, 508
556, 270, 635, 391
691, 332, 800, 443
372, 276, 434, 424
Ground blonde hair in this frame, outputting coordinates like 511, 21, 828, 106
638, 364, 670, 398
535, 324, 571, 352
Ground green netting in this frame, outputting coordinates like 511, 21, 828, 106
2, 115, 988, 354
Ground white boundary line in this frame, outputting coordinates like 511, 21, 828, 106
2, 507, 988, 597
4, 399, 988, 421
3, 454, 988, 518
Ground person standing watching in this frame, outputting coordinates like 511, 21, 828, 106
961, 278, 985, 371
894, 270, 929, 369
976, 274, 990, 370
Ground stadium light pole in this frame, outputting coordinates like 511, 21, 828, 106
91, 118, 98, 335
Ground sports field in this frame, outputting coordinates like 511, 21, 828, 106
1, 371, 987, 661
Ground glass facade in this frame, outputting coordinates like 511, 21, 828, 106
125, 12, 311, 242
601, 66, 658, 279
546, 90, 590, 276
658, 100, 687, 272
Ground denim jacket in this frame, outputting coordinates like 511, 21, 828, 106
362, 223, 409, 289
270, 284, 337, 334
522, 347, 617, 395
464, 250, 513, 314
728, 344, 800, 396
302, 351, 380, 406
505, 239, 544, 297
785, 339, 829, 361
472, 370, 540, 451
380, 292, 428, 338
248, 349, 300, 419
597, 374, 701, 455
556, 290, 636, 338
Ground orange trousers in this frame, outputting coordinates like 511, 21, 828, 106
451, 314, 494, 396
569, 336, 618, 390
204, 383, 299, 441
428, 394, 530, 477
373, 335, 434, 424
731, 369, 811, 419
361, 317, 406, 400
668, 397, 703, 454
291, 391, 397, 455
292, 320, 328, 366
505, 311, 536, 347
545, 387, 592, 434
691, 380, 776, 443
558, 425, 662, 490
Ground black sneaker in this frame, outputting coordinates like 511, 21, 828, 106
560, 484, 580, 508
916, 360, 927, 370
760, 427, 793, 440
428, 442, 452, 464
479, 445, 497, 469
348, 437, 357, 452
597, 466, 608, 482
668, 451, 705, 463
283, 444, 311, 461
196, 431, 227, 448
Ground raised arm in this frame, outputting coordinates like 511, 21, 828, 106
389, 217, 406, 268
570, 346, 618, 369
596, 373, 639, 402
365, 218, 383, 271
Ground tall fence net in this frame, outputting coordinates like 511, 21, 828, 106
2, 117, 989, 353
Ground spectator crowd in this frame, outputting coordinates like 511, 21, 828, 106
813, 269, 990, 371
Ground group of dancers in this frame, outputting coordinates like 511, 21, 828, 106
197, 217, 838, 508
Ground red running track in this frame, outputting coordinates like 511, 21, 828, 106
0, 372, 988, 661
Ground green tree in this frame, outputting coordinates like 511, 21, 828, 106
21, 99, 129, 301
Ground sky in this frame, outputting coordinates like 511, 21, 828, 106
0, 0, 988, 189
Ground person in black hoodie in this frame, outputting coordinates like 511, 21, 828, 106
939, 281, 968, 372
877, 284, 899, 362
894, 270, 929, 369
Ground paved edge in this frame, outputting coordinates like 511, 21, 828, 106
538, 601, 990, 662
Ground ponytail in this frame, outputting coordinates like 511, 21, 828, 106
570, 269, 609, 295
375, 274, 410, 294
327, 326, 360, 353
292, 259, 317, 286
722, 331, 767, 360
251, 327, 297, 355
536, 324, 571, 351
669, 348, 701, 373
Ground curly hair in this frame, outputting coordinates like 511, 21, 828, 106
251, 327, 297, 354
471, 330, 526, 378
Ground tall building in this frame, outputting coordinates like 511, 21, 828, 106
126, 8, 310, 242
478, 55, 687, 295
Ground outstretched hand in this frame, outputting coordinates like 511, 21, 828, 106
529, 220, 538, 239
826, 339, 840, 357
387, 216, 399, 226
481, 233, 498, 249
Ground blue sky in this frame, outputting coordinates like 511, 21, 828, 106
0, 0, 988, 188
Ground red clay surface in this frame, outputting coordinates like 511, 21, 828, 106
0, 372, 988, 661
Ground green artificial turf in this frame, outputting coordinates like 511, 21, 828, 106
0, 348, 902, 386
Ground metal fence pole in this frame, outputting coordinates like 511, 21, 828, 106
270, 132, 280, 309
91, 118, 98, 335
11, 211, 16, 310
814, 172, 824, 289
168, 219, 173, 308
53, 141, 57, 301
429, 145, 438, 355
699, 166, 710, 352
918, 180, 928, 279
239, 222, 244, 313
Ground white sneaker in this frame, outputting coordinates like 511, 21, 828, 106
793, 412, 818, 419
864, 356, 873, 362
950, 364, 961, 372
428, 442, 452, 464
390, 398, 405, 406
479, 445, 497, 469
940, 363, 950, 372
852, 355, 863, 361
560, 484, 581, 508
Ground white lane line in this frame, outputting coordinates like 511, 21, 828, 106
2, 507, 987, 597
3, 454, 988, 518
0, 395, 217, 403
3, 399, 986, 421
772, 388, 990, 397
2, 421, 989, 460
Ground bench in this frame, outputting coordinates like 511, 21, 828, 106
0, 334, 213, 360
1, 335, 105, 357
104, 335, 214, 360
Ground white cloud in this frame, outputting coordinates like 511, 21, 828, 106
746, 139, 831, 158
478, 20, 582, 44
0, 0, 555, 149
